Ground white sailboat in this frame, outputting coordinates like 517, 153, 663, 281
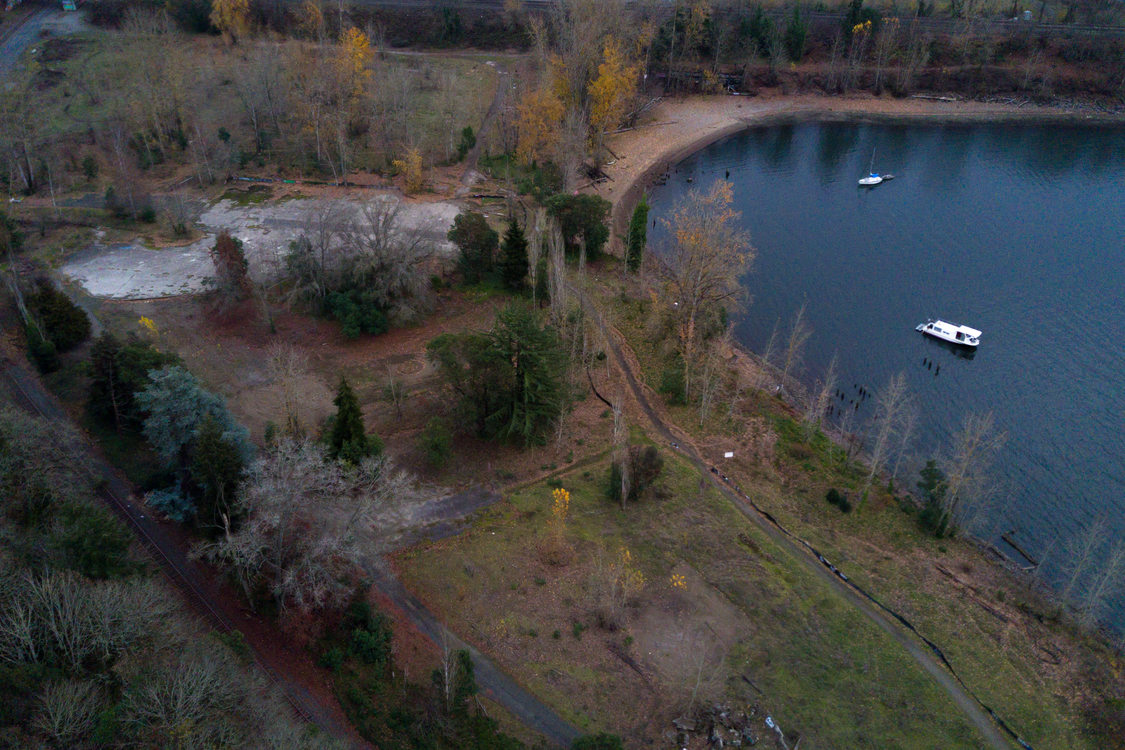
858, 148, 885, 186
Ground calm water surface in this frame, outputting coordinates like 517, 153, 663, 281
646, 122, 1125, 628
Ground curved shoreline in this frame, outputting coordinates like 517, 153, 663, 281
602, 93, 1124, 245
600, 95, 1125, 635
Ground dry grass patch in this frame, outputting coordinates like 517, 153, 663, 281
395, 450, 994, 748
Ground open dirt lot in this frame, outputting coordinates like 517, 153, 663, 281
61, 193, 462, 299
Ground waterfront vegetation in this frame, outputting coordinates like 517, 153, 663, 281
1, 0, 1123, 747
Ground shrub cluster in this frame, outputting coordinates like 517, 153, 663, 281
327, 289, 390, 339
24, 280, 91, 372
826, 488, 853, 513
607, 446, 665, 503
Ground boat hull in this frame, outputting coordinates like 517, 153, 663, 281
919, 328, 979, 347
921, 334, 978, 359
915, 319, 981, 347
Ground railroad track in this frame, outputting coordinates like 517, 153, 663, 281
0, 354, 356, 746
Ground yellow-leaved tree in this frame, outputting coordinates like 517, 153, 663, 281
392, 147, 424, 194
210, 0, 251, 44
550, 487, 570, 535
338, 26, 374, 97
611, 546, 645, 608
515, 84, 565, 165
588, 36, 639, 145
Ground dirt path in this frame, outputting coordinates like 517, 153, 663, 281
0, 5, 50, 77
457, 64, 507, 195
0, 352, 370, 750
573, 284, 1018, 750
0, 4, 86, 79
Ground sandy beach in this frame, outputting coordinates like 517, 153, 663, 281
598, 92, 1123, 243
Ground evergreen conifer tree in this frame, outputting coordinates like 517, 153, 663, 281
447, 211, 498, 284
626, 195, 649, 272
534, 257, 550, 307
190, 414, 245, 531
89, 332, 125, 430
329, 377, 382, 462
499, 219, 530, 290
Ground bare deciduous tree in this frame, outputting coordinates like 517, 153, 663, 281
35, 680, 102, 745
1076, 539, 1125, 628
896, 23, 931, 94
288, 201, 351, 304
0, 408, 93, 513
0, 571, 174, 671
546, 221, 569, 324
554, 109, 590, 193
382, 365, 406, 419
940, 411, 1006, 534
753, 318, 781, 392
527, 207, 546, 305
781, 302, 811, 384
655, 180, 753, 400
697, 330, 728, 425
889, 405, 918, 484
862, 371, 912, 500
663, 620, 727, 719
803, 354, 838, 439
1057, 515, 1125, 629
612, 386, 630, 510
121, 644, 245, 747
201, 439, 420, 614
267, 345, 309, 437
340, 197, 439, 325
872, 18, 900, 94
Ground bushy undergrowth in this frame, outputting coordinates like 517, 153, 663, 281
325, 595, 525, 748
0, 408, 317, 748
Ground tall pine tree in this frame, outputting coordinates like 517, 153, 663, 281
329, 377, 382, 463
499, 219, 529, 290
190, 414, 245, 532
626, 194, 649, 272
89, 336, 179, 431
89, 332, 125, 431
534, 256, 550, 307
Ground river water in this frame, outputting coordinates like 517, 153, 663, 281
645, 120, 1125, 630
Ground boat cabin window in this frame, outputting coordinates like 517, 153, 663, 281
956, 332, 964, 340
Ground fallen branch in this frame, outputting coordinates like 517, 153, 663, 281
586, 367, 614, 409
1001, 532, 1040, 567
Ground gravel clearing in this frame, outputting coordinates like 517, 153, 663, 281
62, 195, 461, 300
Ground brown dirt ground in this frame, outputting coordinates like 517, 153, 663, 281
97, 282, 618, 491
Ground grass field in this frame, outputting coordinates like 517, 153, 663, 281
397, 446, 994, 747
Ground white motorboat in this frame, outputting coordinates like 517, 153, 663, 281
915, 319, 981, 347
